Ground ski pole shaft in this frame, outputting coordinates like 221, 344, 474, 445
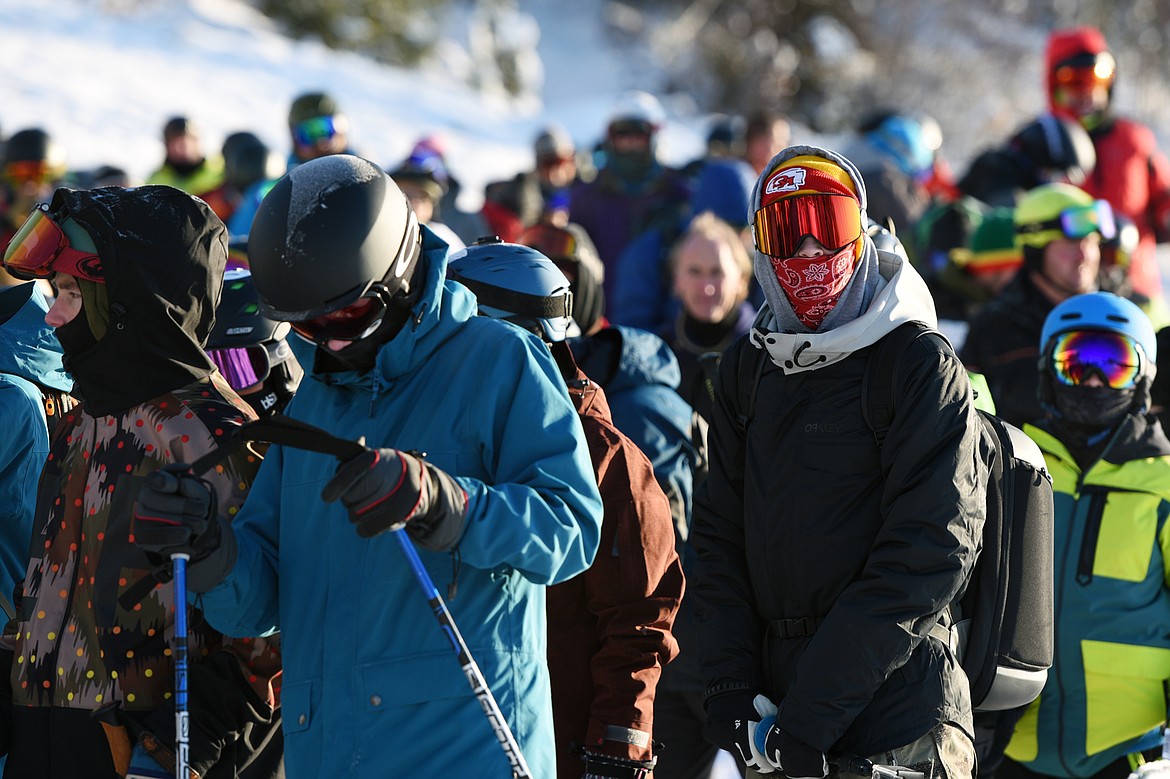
392, 528, 533, 779
172, 552, 191, 779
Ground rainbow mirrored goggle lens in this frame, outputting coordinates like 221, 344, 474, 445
1018, 199, 1116, 243
752, 193, 862, 258
293, 115, 341, 147
3, 205, 104, 282
1050, 329, 1143, 389
289, 293, 386, 343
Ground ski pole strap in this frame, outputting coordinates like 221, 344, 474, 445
186, 416, 368, 477
767, 617, 824, 639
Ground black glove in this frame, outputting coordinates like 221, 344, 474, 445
133, 465, 237, 593
581, 750, 656, 779
762, 724, 828, 779
321, 448, 468, 550
701, 691, 777, 774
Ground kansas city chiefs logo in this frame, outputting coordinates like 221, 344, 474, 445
765, 167, 807, 195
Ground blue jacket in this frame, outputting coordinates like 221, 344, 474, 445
569, 326, 697, 552
199, 230, 603, 778
0, 282, 69, 607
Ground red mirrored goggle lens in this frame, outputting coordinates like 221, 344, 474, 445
1051, 330, 1142, 389
519, 223, 578, 261
3, 206, 104, 282
289, 294, 386, 343
752, 194, 862, 258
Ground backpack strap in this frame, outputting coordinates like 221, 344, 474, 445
861, 321, 943, 448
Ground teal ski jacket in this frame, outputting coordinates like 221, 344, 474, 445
199, 229, 604, 778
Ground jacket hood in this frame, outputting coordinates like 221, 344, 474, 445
750, 246, 938, 375
568, 325, 681, 394
49, 186, 225, 415
302, 225, 477, 388
1045, 27, 1110, 110
0, 282, 71, 392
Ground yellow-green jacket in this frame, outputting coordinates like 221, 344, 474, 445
144, 154, 224, 196
1006, 415, 1170, 777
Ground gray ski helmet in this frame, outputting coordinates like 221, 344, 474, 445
447, 237, 573, 343
247, 154, 422, 322
1010, 113, 1096, 186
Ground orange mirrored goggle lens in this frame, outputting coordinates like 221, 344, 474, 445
752, 194, 862, 258
3, 205, 103, 281
4, 160, 54, 185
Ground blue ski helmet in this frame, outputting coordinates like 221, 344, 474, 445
1040, 291, 1156, 367
447, 237, 574, 343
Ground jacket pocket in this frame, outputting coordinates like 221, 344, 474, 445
360, 653, 473, 712
1082, 639, 1170, 755
282, 679, 316, 733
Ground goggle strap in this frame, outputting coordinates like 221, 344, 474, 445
451, 275, 572, 320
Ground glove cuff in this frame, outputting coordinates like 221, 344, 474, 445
408, 464, 468, 552
186, 516, 237, 593
704, 689, 758, 722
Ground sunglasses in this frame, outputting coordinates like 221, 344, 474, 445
1018, 199, 1116, 243
289, 292, 388, 343
3, 204, 104, 282
1050, 329, 1143, 389
293, 115, 342, 147
609, 120, 653, 138
519, 223, 578, 261
752, 194, 863, 259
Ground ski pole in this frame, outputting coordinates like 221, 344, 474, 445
392, 527, 533, 778
180, 416, 534, 778
172, 551, 191, 779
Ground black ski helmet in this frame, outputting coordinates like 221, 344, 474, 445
222, 132, 278, 192
207, 260, 302, 416
1009, 113, 1096, 187
247, 154, 423, 323
4, 127, 65, 170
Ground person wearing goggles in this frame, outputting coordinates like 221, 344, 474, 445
1043, 26, 1170, 308
127, 154, 603, 778
961, 182, 1116, 427
999, 291, 1170, 779
0, 185, 284, 778
287, 91, 350, 165
695, 145, 983, 779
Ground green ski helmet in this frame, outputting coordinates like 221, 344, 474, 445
1015, 182, 1114, 250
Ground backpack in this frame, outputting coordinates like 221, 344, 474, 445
734, 322, 1055, 712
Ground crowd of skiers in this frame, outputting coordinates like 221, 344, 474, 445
0, 21, 1169, 779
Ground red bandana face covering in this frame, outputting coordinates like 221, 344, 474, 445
769, 244, 857, 329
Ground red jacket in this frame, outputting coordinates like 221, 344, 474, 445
1046, 27, 1170, 300
546, 341, 684, 776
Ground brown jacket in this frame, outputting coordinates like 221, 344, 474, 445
547, 342, 684, 776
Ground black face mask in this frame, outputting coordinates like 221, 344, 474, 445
54, 315, 98, 366
1051, 382, 1136, 434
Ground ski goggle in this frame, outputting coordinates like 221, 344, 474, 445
1053, 54, 1116, 91
209, 339, 292, 391
3, 204, 104, 282
1050, 329, 1143, 389
292, 115, 343, 147
4, 160, 56, 186
289, 291, 388, 343
1018, 199, 1116, 243
520, 223, 578, 261
752, 194, 862, 258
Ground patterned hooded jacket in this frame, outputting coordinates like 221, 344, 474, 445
3, 186, 280, 777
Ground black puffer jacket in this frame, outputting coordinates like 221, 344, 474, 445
693, 329, 986, 757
